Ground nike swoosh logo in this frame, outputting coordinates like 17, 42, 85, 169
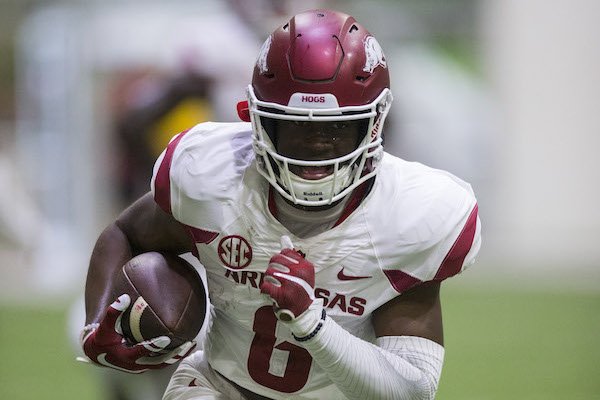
96, 353, 147, 374
337, 267, 372, 281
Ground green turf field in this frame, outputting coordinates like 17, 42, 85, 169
437, 285, 600, 400
1, 285, 598, 399
0, 303, 103, 400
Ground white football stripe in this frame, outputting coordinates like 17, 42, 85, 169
129, 296, 149, 343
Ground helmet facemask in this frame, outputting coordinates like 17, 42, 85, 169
249, 9, 393, 206
249, 85, 393, 207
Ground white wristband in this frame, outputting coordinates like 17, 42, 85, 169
283, 301, 324, 338
292, 309, 326, 342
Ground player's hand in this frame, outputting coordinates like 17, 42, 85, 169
80, 294, 196, 374
260, 236, 324, 338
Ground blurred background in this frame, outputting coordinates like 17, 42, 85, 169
0, 0, 598, 399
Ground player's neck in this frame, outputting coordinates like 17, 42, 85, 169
280, 195, 346, 212
273, 192, 349, 238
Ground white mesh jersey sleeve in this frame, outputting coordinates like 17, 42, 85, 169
150, 121, 254, 228
366, 153, 481, 292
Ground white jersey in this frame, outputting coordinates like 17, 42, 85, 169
151, 122, 481, 399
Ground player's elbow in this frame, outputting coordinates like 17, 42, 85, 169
379, 364, 441, 400
408, 370, 441, 400
401, 379, 438, 400
365, 373, 439, 400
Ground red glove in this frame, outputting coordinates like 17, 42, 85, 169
80, 294, 196, 374
260, 236, 325, 339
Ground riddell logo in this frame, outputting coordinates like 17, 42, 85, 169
303, 191, 323, 196
301, 95, 326, 103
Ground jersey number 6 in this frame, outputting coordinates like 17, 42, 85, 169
248, 306, 312, 392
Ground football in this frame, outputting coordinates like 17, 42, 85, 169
113, 252, 207, 350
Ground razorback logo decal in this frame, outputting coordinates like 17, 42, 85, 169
363, 36, 387, 73
256, 36, 272, 74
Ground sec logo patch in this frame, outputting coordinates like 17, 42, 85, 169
218, 235, 252, 270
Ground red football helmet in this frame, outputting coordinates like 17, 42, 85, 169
248, 9, 393, 206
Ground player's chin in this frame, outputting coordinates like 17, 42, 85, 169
290, 166, 333, 180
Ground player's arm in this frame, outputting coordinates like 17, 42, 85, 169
85, 192, 193, 324
373, 280, 443, 342
262, 247, 444, 400
309, 284, 444, 400
262, 212, 481, 399
81, 192, 195, 373
318, 284, 445, 400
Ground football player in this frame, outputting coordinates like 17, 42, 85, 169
81, 9, 481, 400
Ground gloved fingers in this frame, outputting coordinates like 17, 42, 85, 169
99, 355, 151, 374
99, 336, 168, 365
278, 236, 305, 262
272, 272, 315, 299
269, 252, 301, 266
136, 340, 197, 366
173, 340, 197, 358
141, 336, 172, 352
274, 306, 295, 322
95, 294, 131, 341
263, 274, 282, 287
280, 235, 294, 250
163, 340, 197, 364
80, 323, 99, 345
267, 261, 291, 273
110, 293, 131, 312
260, 278, 281, 297
281, 248, 307, 262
